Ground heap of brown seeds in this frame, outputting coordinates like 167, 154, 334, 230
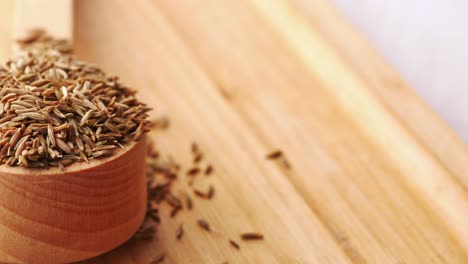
0, 30, 151, 169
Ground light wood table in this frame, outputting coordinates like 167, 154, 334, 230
0, 0, 467, 263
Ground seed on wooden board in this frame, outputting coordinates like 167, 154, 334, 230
148, 211, 160, 223
193, 152, 203, 163
176, 224, 184, 240
187, 167, 200, 176
229, 240, 240, 250
165, 193, 182, 208
191, 142, 199, 153
193, 185, 215, 200
266, 150, 283, 159
185, 193, 193, 210
240, 233, 264, 241
170, 206, 181, 218
207, 185, 215, 199
193, 189, 207, 199
205, 165, 213, 175
197, 219, 211, 232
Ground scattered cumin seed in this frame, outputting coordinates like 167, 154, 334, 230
187, 167, 200, 176
205, 165, 213, 175
185, 193, 193, 210
207, 185, 215, 199
266, 150, 283, 159
193, 152, 203, 163
241, 233, 264, 241
191, 142, 199, 153
176, 224, 184, 240
165, 193, 182, 206
170, 206, 181, 218
193, 189, 207, 199
148, 211, 160, 223
197, 219, 211, 232
229, 240, 240, 250
193, 186, 215, 200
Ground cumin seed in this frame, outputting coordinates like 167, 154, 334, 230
187, 167, 200, 176
185, 193, 193, 210
229, 240, 240, 250
266, 150, 283, 159
240, 233, 264, 241
193, 152, 203, 163
205, 165, 213, 175
176, 224, 184, 240
170, 206, 181, 218
193, 189, 207, 199
197, 219, 211, 232
206, 185, 215, 199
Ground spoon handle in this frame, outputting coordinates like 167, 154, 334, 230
13, 0, 73, 41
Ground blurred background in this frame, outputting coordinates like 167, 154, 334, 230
0, 0, 466, 141
331, 0, 468, 142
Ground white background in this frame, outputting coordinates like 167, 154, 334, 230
331, 0, 468, 142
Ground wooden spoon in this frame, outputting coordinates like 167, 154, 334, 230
0, 1, 148, 263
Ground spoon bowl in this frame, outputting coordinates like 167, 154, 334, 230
0, 135, 147, 263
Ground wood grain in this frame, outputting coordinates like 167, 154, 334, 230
0, 0, 466, 263
289, 0, 468, 191
248, 0, 468, 249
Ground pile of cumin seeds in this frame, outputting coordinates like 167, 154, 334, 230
0, 30, 151, 169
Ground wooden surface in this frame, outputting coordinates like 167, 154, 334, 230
0, 0, 467, 263
13, 0, 73, 40
0, 137, 148, 264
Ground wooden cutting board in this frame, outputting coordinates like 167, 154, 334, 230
0, 0, 467, 263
